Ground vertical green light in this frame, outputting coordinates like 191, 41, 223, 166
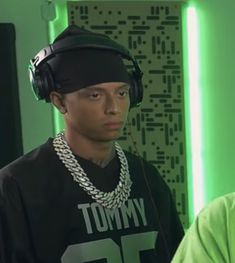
48, 1, 68, 135
183, 2, 205, 223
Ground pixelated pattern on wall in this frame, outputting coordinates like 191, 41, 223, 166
67, 1, 188, 227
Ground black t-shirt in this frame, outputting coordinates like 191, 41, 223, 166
0, 138, 184, 263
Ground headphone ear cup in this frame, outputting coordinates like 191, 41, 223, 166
29, 63, 54, 102
128, 71, 143, 108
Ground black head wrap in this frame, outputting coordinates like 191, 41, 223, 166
47, 25, 130, 93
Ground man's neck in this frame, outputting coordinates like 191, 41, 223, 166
88, 147, 116, 167
63, 130, 116, 168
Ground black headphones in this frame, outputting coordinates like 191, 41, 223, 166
29, 32, 143, 108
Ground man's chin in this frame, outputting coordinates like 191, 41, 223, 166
98, 132, 122, 142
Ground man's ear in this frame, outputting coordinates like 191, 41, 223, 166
49, 91, 67, 114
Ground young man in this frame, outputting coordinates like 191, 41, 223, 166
172, 192, 235, 263
0, 25, 184, 263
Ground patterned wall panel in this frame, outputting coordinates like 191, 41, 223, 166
67, 1, 188, 227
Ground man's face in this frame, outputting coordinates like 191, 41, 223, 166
63, 82, 130, 142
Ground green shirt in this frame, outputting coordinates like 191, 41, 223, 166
172, 192, 235, 263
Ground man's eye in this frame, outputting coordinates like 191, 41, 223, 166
89, 92, 100, 99
119, 90, 129, 97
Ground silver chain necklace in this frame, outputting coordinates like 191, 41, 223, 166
53, 132, 132, 209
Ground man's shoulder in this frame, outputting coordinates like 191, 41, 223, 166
218, 192, 235, 207
0, 138, 54, 177
201, 192, 235, 220
124, 150, 169, 191
124, 150, 157, 171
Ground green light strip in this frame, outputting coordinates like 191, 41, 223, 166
48, 2, 68, 135
183, 4, 205, 222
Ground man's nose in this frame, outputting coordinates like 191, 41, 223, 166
105, 94, 120, 115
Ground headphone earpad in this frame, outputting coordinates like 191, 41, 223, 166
30, 63, 55, 102
128, 71, 143, 108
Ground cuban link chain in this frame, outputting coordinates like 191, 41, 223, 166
53, 132, 132, 209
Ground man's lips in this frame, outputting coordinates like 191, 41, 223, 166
103, 121, 124, 129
